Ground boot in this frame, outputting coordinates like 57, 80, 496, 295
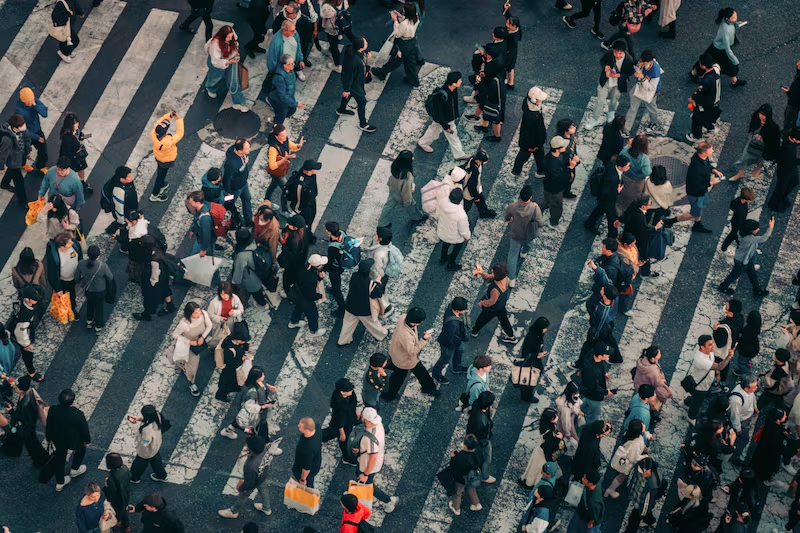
478, 208, 497, 219
604, 477, 623, 498
692, 222, 712, 234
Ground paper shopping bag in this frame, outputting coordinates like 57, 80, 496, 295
348, 480, 375, 510
284, 478, 320, 515
181, 254, 228, 287
25, 198, 46, 226
49, 291, 74, 324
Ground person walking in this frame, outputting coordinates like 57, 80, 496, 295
205, 26, 248, 112
730, 104, 781, 181
52, 0, 83, 63
353, 407, 399, 512
214, 325, 250, 402
292, 417, 322, 488
337, 37, 376, 132
37, 156, 84, 210
541, 136, 575, 228
221, 367, 282, 450
268, 55, 305, 126
338, 259, 389, 345
104, 453, 131, 533
471, 262, 516, 343
562, 0, 604, 40
377, 150, 429, 227
605, 419, 649, 498
768, 130, 800, 212
267, 20, 306, 80
515, 317, 550, 403
448, 434, 484, 515
600, 0, 656, 58
218, 436, 272, 518
686, 55, 722, 143
657, 0, 680, 38
76, 245, 114, 334
504, 185, 541, 287
285, 159, 321, 233
435, 188, 470, 271
179, 0, 215, 41
718, 217, 773, 297
289, 253, 328, 336
418, 71, 469, 160
8, 375, 49, 466
511, 86, 548, 176
127, 405, 169, 483
664, 142, 723, 232
223, 139, 254, 224
15, 88, 48, 173
624, 50, 662, 135
686, 334, 731, 423
45, 231, 82, 315
11, 288, 45, 382
579, 344, 615, 426
272, 1, 316, 67
727, 375, 758, 466
633, 346, 671, 421
0, 114, 32, 206
45, 388, 90, 492
584, 155, 630, 237
265, 124, 304, 214
597, 117, 627, 165
431, 297, 469, 384
782, 60, 800, 133
341, 493, 372, 531
59, 113, 92, 195
751, 407, 790, 488
372, 3, 423, 86
149, 112, 184, 202
698, 8, 747, 88
126, 493, 185, 533
382, 307, 440, 400
278, 214, 310, 296
467, 391, 497, 484
621, 457, 658, 532
463, 355, 493, 409
616, 135, 651, 214
472, 43, 506, 142
133, 234, 175, 320
459, 149, 497, 218
566, 470, 605, 533
363, 353, 389, 411
319, 0, 354, 72
322, 378, 359, 465
37, 194, 80, 241
169, 302, 212, 397
720, 187, 755, 253
243, 0, 269, 57
104, 166, 137, 251
185, 191, 216, 257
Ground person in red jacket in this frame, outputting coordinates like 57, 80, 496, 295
340, 493, 370, 533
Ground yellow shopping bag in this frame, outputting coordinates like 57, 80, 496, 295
348, 479, 375, 510
25, 198, 46, 226
49, 291, 75, 325
283, 478, 320, 515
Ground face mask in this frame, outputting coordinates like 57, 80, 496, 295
15, 125, 26, 132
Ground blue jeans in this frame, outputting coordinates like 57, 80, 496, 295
567, 514, 602, 533
230, 183, 253, 222
269, 99, 296, 125
432, 345, 464, 377
205, 58, 246, 106
508, 238, 532, 281
582, 398, 602, 427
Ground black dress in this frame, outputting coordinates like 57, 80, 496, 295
750, 422, 787, 481
59, 131, 88, 171
216, 336, 246, 401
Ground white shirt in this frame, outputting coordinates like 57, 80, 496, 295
392, 17, 419, 40
607, 58, 624, 89
358, 423, 385, 474
58, 248, 79, 281
692, 350, 715, 392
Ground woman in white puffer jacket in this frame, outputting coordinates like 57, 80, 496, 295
435, 188, 470, 271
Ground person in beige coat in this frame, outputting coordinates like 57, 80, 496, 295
633, 346, 672, 419
381, 307, 440, 400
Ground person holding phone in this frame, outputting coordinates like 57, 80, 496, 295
470, 262, 516, 344
204, 26, 248, 112
126, 405, 169, 483
381, 307, 440, 400
717, 216, 774, 297
371, 3, 423, 87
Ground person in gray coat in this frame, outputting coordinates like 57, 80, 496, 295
504, 185, 542, 287
0, 114, 32, 205
76, 245, 114, 333
718, 217, 773, 298
232, 228, 267, 307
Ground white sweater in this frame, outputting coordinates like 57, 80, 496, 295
205, 31, 239, 70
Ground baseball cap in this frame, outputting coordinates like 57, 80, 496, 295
308, 254, 328, 267
550, 136, 569, 150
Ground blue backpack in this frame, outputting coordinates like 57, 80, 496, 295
332, 234, 361, 269
646, 228, 668, 261
380, 243, 404, 278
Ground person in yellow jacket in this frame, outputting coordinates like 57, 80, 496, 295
149, 112, 184, 202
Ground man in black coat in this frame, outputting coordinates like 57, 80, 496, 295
466, 390, 496, 483
620, 195, 663, 276
289, 254, 327, 337
418, 71, 469, 160
687, 54, 721, 143
578, 344, 614, 425
8, 375, 49, 467
178, 0, 215, 41
45, 388, 90, 490
664, 141, 723, 232
337, 258, 388, 345
541, 136, 575, 227
584, 41, 635, 130
129, 493, 185, 533
337, 37, 376, 132
584, 154, 630, 237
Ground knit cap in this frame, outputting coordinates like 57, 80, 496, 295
19, 88, 35, 104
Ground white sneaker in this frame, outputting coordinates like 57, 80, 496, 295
70, 465, 87, 477
254, 502, 272, 515
508, 279, 516, 288
268, 437, 284, 455
328, 61, 342, 73
417, 143, 434, 153
784, 463, 799, 476
482, 476, 496, 484
463, 94, 477, 104
220, 427, 238, 440
288, 320, 307, 329
764, 479, 789, 490
449, 501, 461, 515
218, 509, 239, 519
383, 496, 399, 513
308, 328, 327, 338
583, 118, 600, 130
206, 88, 217, 98
470, 503, 483, 511
56, 476, 71, 491
296, 70, 307, 81
57, 51, 72, 63
232, 104, 249, 113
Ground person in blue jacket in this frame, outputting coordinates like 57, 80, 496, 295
186, 191, 216, 257
269, 54, 305, 125
223, 140, 254, 223
15, 87, 48, 172
38, 156, 85, 209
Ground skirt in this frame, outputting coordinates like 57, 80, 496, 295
704, 44, 739, 78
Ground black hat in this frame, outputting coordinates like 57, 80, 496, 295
155, 120, 170, 140
302, 159, 322, 171
593, 342, 611, 356
335, 378, 354, 392
406, 306, 426, 324
445, 71, 462, 85
20, 286, 40, 301
288, 214, 306, 229
16, 374, 31, 391
451, 297, 468, 311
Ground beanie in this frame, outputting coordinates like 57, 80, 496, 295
335, 378, 354, 392
405, 306, 427, 324
19, 88, 35, 104
451, 296, 468, 312
288, 214, 306, 229
712, 327, 728, 347
776, 348, 791, 363
445, 71, 462, 85
16, 374, 32, 391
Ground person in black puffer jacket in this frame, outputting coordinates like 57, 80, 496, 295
129, 493, 185, 533
321, 378, 359, 464
467, 391, 496, 483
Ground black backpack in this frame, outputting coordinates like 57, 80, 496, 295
588, 165, 605, 197
283, 171, 305, 209
609, 1, 625, 26
424, 88, 447, 118
615, 256, 634, 292
248, 245, 275, 287
100, 178, 116, 213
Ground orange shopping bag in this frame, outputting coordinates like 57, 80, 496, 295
348, 479, 375, 510
25, 198, 46, 226
283, 478, 320, 515
49, 291, 75, 325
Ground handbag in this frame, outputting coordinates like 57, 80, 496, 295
214, 323, 230, 369
610, 443, 631, 472
38, 442, 58, 484
481, 78, 502, 122
631, 81, 656, 103
236, 357, 253, 387
465, 469, 482, 489
238, 63, 250, 90
173, 336, 191, 363
564, 481, 584, 507
510, 364, 541, 388
348, 480, 375, 510
25, 198, 46, 226
49, 290, 75, 324
105, 277, 117, 304
436, 467, 456, 496
99, 500, 118, 533
284, 478, 321, 515
681, 368, 711, 394
527, 517, 549, 533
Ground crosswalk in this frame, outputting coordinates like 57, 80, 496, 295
1, 2, 797, 532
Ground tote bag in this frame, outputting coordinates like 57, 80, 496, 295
284, 478, 321, 515
48, 0, 72, 43
510, 364, 541, 388
564, 481, 584, 507
348, 480, 375, 510
49, 291, 74, 324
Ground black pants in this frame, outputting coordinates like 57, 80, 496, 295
384, 360, 437, 399
131, 452, 167, 481
440, 242, 464, 266
567, 0, 602, 31
1, 168, 27, 204
265, 175, 288, 211
375, 38, 421, 86
586, 201, 618, 237
322, 424, 355, 462
327, 28, 356, 66
720, 224, 741, 251
329, 269, 346, 309
61, 279, 77, 317
151, 162, 172, 196
20, 426, 49, 466
688, 389, 707, 420
21, 347, 36, 374
512, 148, 544, 175
59, 30, 80, 56
85, 290, 106, 327
464, 193, 491, 215
245, 13, 268, 51
719, 260, 761, 294
291, 298, 319, 332
180, 8, 214, 41
472, 307, 514, 338
624, 508, 656, 533
31, 134, 48, 168
692, 106, 721, 138
338, 92, 368, 127
250, 289, 267, 306
53, 444, 86, 484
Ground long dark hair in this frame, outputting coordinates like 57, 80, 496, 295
622, 419, 645, 443
391, 150, 413, 180
561, 382, 580, 406
749, 104, 776, 133
539, 407, 558, 433
402, 2, 419, 22
15, 247, 38, 276
213, 25, 237, 58
60, 112, 80, 137
140, 405, 161, 433
716, 7, 735, 24
628, 134, 649, 158
141, 234, 166, 262
649, 165, 668, 186
183, 301, 200, 321
47, 194, 70, 221
244, 366, 264, 388
641, 345, 660, 361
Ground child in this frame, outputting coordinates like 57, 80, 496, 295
720, 187, 756, 253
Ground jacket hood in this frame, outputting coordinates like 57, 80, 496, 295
511, 201, 536, 218
448, 166, 467, 183
225, 145, 238, 157
438, 198, 465, 217
201, 171, 221, 189
129, 218, 149, 240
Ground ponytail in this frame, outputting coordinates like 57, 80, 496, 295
716, 7, 734, 24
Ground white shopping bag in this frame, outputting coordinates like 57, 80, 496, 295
181, 254, 227, 287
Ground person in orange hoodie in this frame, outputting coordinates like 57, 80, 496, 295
340, 493, 370, 533
149, 112, 184, 202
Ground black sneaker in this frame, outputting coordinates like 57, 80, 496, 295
435, 375, 451, 385
0, 184, 14, 193
562, 16, 576, 28
133, 312, 152, 321
359, 124, 377, 133
336, 108, 355, 116
563, 192, 577, 199
179, 25, 196, 35
692, 223, 712, 233
591, 28, 605, 40
452, 366, 468, 374
446, 263, 463, 271
584, 222, 601, 235
479, 209, 497, 219
717, 286, 735, 296
421, 388, 440, 397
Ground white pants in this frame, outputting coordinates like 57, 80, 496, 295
338, 311, 388, 345
418, 121, 466, 159
625, 94, 659, 133
593, 83, 621, 121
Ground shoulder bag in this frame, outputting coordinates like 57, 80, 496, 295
681, 368, 711, 394
48, 0, 72, 43
482, 78, 502, 122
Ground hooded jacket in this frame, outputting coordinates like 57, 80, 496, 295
465, 365, 491, 406
518, 99, 547, 150
223, 146, 250, 192
150, 114, 184, 164
388, 314, 428, 370
201, 171, 223, 204
134, 498, 185, 533
435, 198, 470, 244
0, 122, 31, 170
504, 199, 542, 241
15, 98, 47, 139
437, 306, 466, 349
633, 357, 670, 402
